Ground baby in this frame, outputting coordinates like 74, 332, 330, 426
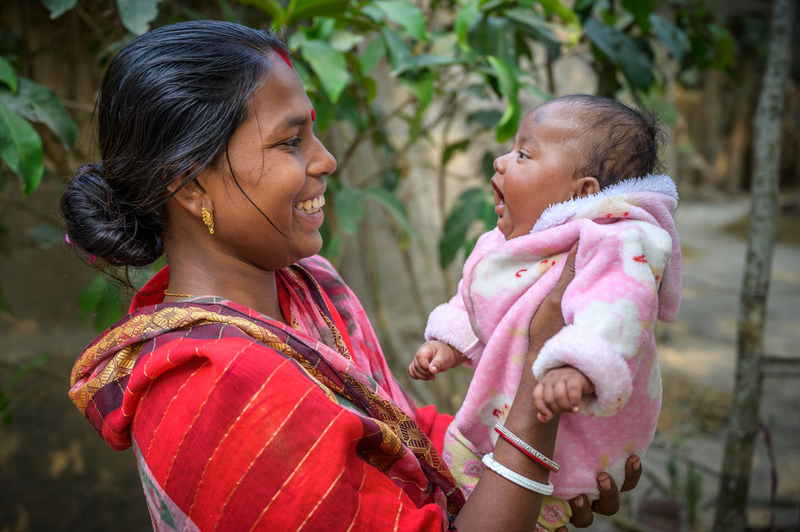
409, 94, 682, 531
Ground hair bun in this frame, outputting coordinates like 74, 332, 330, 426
60, 163, 164, 267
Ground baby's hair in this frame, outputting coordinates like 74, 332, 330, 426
549, 94, 666, 189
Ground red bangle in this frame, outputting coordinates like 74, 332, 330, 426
494, 426, 559, 473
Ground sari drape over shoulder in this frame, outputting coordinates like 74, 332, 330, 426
69, 256, 462, 531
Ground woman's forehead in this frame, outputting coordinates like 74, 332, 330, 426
247, 61, 312, 130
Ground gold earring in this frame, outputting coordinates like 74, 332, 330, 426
201, 206, 215, 234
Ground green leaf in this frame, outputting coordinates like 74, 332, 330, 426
28, 223, 63, 249
0, 102, 44, 195
42, 0, 78, 19
371, 1, 426, 41
79, 274, 106, 322
364, 187, 421, 243
0, 57, 17, 93
0, 78, 78, 149
467, 109, 503, 128
236, 0, 285, 24
380, 27, 414, 70
507, 7, 580, 47
334, 187, 366, 234
363, 76, 377, 105
287, 0, 350, 24
487, 56, 520, 142
399, 71, 434, 108
391, 53, 464, 76
486, 16, 516, 65
455, 0, 481, 52
584, 19, 654, 91
649, 14, 687, 61
439, 187, 492, 269
79, 274, 124, 332
358, 37, 385, 74
535, 0, 580, 29
330, 30, 364, 52
116, 0, 163, 35
300, 40, 350, 103
8, 353, 50, 391
708, 24, 734, 70
621, 0, 654, 34
442, 139, 470, 166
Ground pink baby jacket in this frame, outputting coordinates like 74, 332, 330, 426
425, 174, 681, 500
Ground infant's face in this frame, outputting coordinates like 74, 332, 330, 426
491, 103, 582, 240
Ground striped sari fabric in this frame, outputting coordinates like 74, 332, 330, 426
69, 256, 464, 531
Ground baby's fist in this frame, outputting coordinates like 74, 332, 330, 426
533, 367, 595, 422
408, 341, 458, 380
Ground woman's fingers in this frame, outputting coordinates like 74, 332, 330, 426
620, 455, 642, 492
568, 495, 593, 528
591, 473, 620, 516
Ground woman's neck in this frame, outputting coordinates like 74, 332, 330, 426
164, 251, 287, 324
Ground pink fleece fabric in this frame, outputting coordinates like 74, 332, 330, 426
425, 174, 682, 500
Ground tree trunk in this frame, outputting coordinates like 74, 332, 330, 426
712, 0, 795, 530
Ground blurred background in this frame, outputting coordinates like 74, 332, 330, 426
0, 0, 798, 530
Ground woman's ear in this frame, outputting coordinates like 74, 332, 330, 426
167, 176, 211, 218
573, 176, 599, 199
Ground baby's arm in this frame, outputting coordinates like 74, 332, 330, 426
532, 222, 673, 418
408, 341, 466, 380
423, 279, 482, 368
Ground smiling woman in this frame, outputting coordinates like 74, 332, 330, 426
59, 20, 639, 532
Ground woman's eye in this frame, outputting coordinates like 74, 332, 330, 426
284, 138, 302, 148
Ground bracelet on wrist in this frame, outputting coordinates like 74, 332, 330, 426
494, 423, 560, 473
481, 453, 555, 496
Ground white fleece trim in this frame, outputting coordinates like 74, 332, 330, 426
533, 324, 633, 417
531, 174, 678, 233
425, 303, 480, 358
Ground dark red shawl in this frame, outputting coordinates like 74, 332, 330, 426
69, 256, 463, 531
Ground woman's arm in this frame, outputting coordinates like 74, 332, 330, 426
453, 244, 642, 532
453, 246, 575, 531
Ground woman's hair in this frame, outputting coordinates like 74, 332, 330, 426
552, 94, 666, 189
60, 20, 289, 269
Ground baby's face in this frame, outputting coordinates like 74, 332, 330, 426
491, 103, 583, 240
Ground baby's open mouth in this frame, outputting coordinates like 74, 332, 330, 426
294, 193, 325, 214
491, 180, 505, 207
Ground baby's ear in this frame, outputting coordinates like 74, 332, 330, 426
573, 176, 599, 198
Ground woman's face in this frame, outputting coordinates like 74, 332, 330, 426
203, 56, 336, 271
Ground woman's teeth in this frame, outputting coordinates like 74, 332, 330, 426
294, 194, 325, 214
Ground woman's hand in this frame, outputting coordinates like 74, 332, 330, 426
556, 455, 643, 530
534, 245, 644, 528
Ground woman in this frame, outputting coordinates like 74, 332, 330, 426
62, 21, 641, 531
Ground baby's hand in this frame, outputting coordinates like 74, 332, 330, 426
533, 367, 595, 422
408, 341, 459, 380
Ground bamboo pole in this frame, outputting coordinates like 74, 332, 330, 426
712, 0, 795, 530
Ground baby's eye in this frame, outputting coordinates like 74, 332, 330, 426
517, 151, 529, 160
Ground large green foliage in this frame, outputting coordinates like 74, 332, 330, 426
0, 0, 734, 331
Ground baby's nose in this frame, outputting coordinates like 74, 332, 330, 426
493, 153, 508, 174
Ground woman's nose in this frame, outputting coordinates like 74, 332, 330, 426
309, 136, 337, 178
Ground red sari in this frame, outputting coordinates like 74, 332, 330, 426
69, 256, 463, 531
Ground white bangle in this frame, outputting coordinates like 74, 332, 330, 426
481, 452, 555, 496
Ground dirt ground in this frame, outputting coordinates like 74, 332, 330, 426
1, 187, 798, 531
